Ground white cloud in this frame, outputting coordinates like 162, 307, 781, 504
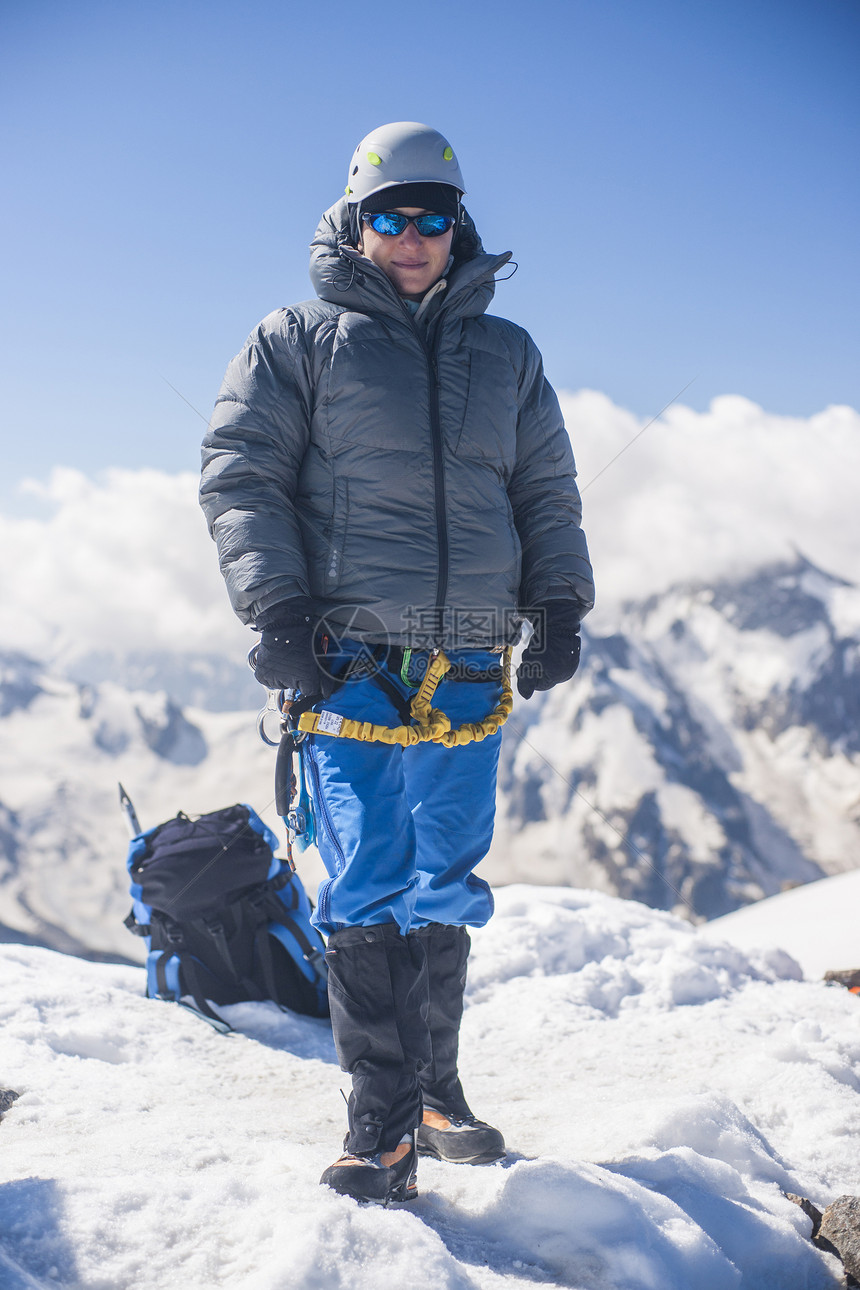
1, 395, 858, 662
0, 467, 247, 660
562, 391, 860, 613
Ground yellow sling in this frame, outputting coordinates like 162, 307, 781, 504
295, 646, 513, 748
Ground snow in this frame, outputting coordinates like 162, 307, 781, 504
706, 868, 860, 979
2, 884, 857, 1289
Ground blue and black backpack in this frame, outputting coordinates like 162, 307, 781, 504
124, 803, 329, 1031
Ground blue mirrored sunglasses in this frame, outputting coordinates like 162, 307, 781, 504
361, 211, 456, 238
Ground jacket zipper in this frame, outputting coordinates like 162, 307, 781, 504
347, 252, 453, 645
327, 247, 517, 649
416, 329, 449, 644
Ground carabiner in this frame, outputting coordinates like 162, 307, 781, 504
256, 688, 287, 746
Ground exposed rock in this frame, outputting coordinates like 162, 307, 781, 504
0, 798, 21, 879
786, 1192, 859, 1283
68, 648, 261, 712
0, 652, 42, 717
786, 1192, 823, 1237
709, 555, 840, 638
0, 1088, 20, 1118
820, 1196, 860, 1282
134, 694, 207, 765
494, 554, 860, 918
824, 968, 860, 992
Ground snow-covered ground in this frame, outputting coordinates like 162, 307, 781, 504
706, 868, 860, 979
2, 883, 858, 1290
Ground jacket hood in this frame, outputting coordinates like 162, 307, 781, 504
309, 198, 512, 321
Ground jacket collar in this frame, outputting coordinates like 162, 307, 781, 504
310, 198, 512, 323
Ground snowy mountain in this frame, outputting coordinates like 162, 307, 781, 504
2, 395, 858, 953
1, 553, 858, 960
66, 647, 261, 714
0, 652, 290, 962
490, 554, 860, 920
1, 882, 857, 1289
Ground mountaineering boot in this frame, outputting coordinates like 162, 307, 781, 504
417, 1108, 506, 1165
412, 923, 506, 1164
320, 1132, 418, 1205
320, 924, 430, 1202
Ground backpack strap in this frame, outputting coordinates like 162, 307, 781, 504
150, 914, 247, 1032
280, 917, 328, 984
201, 897, 273, 1005
174, 955, 234, 1034
253, 921, 284, 1009
263, 879, 329, 990
124, 909, 150, 937
201, 917, 240, 980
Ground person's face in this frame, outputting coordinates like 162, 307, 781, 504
359, 208, 454, 301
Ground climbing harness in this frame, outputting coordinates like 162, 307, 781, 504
254, 644, 513, 856
296, 646, 513, 748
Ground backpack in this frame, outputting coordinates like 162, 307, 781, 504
124, 803, 329, 1031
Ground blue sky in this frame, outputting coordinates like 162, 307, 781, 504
1, 0, 857, 504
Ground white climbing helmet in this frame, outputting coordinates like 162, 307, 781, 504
345, 121, 466, 202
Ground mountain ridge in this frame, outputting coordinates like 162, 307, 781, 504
490, 554, 860, 918
0, 554, 857, 956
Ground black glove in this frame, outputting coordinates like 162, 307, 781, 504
517, 601, 582, 700
251, 598, 322, 696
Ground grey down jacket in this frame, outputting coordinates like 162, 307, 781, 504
200, 199, 594, 649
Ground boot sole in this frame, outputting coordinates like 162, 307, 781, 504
385, 1182, 419, 1205
341, 1182, 419, 1207
417, 1142, 505, 1165
322, 1181, 420, 1202
321, 1178, 419, 1205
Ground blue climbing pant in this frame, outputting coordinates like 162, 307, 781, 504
305, 644, 503, 935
